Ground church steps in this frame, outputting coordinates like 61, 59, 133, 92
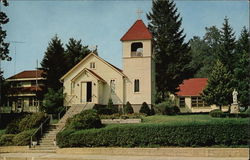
31, 103, 93, 151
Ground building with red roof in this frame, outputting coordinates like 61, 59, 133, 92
175, 78, 228, 113
4, 70, 46, 113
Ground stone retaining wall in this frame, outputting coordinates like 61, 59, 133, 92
57, 148, 249, 157
0, 146, 248, 157
101, 119, 141, 124
0, 146, 28, 153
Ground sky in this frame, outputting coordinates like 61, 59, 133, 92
1, 0, 249, 78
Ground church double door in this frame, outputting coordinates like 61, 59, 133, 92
81, 82, 92, 103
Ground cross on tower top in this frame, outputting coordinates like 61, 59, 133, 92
136, 9, 143, 20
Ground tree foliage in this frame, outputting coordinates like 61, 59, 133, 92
202, 60, 233, 109
41, 35, 66, 91
0, 0, 11, 106
189, 26, 221, 77
0, 0, 11, 61
147, 0, 193, 102
65, 38, 91, 71
233, 27, 250, 107
218, 17, 236, 72
42, 88, 64, 114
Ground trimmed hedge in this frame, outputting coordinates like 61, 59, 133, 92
124, 102, 134, 114
93, 104, 118, 115
139, 102, 151, 116
5, 112, 47, 134
0, 134, 14, 146
0, 113, 29, 129
18, 112, 47, 132
65, 109, 102, 130
209, 109, 225, 118
12, 129, 37, 146
0, 129, 36, 146
57, 121, 249, 148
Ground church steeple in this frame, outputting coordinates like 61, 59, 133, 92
121, 19, 155, 107
120, 20, 152, 41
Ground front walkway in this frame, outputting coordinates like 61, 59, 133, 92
0, 153, 247, 160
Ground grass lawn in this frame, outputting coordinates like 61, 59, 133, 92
142, 114, 248, 125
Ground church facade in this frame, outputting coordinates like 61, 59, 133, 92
60, 19, 156, 111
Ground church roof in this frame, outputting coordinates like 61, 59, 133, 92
120, 20, 152, 41
71, 68, 106, 83
7, 70, 45, 80
60, 53, 126, 81
176, 78, 208, 96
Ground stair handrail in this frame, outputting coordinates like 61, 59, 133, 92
29, 115, 51, 148
64, 95, 76, 106
58, 95, 76, 120
57, 106, 69, 120
55, 102, 89, 143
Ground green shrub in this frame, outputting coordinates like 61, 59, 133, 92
173, 106, 180, 114
5, 120, 20, 134
57, 121, 249, 148
139, 102, 151, 116
155, 101, 179, 115
123, 102, 134, 114
150, 106, 155, 115
0, 112, 29, 129
245, 108, 250, 115
100, 113, 145, 119
209, 109, 225, 118
42, 88, 64, 114
65, 109, 102, 130
93, 103, 118, 115
0, 134, 14, 146
18, 112, 47, 132
12, 129, 36, 146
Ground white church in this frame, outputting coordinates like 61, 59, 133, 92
60, 19, 156, 112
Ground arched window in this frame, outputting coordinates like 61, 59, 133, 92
110, 80, 115, 94
134, 79, 140, 92
131, 42, 143, 57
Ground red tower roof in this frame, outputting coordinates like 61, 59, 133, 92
176, 78, 208, 96
120, 20, 152, 41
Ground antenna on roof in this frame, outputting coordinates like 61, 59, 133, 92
136, 9, 143, 20
36, 59, 38, 92
9, 41, 25, 74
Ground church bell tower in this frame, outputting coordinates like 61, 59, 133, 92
120, 19, 155, 111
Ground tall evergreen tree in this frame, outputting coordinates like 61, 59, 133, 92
203, 60, 233, 110
218, 17, 236, 72
0, 0, 10, 61
0, 0, 11, 105
233, 27, 250, 108
41, 35, 67, 91
147, 0, 193, 102
65, 38, 91, 71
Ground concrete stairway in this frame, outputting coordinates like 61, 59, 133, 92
30, 103, 94, 152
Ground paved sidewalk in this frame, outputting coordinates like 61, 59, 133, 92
0, 153, 248, 160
